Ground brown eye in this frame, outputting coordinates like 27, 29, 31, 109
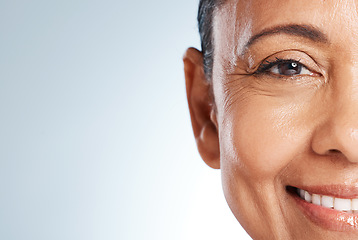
269, 61, 311, 76
276, 62, 302, 75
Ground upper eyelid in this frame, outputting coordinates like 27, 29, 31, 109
246, 49, 327, 80
250, 48, 321, 70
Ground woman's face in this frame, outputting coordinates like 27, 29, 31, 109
185, 0, 358, 239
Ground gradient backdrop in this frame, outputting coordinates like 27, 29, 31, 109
1, 0, 251, 239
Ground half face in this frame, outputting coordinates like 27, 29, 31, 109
210, 0, 358, 239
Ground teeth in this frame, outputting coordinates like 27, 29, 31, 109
297, 188, 358, 213
353, 199, 358, 210
304, 191, 312, 203
334, 198, 351, 211
312, 194, 321, 206
321, 195, 334, 208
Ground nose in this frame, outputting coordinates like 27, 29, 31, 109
311, 81, 358, 163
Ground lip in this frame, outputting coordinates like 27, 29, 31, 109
288, 185, 358, 232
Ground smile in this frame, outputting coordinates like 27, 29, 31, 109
297, 187, 358, 213
288, 186, 358, 231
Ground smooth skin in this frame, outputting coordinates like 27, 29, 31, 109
184, 0, 358, 239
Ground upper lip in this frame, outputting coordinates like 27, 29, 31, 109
291, 185, 358, 199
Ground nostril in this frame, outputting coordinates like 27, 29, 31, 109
328, 149, 341, 154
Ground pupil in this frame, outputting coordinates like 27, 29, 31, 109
278, 62, 302, 75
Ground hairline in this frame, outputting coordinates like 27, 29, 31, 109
198, 0, 227, 82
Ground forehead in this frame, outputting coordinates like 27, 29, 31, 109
213, 0, 358, 58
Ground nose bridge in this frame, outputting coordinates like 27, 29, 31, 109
331, 63, 358, 126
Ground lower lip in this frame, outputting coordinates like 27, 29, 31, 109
291, 189, 358, 232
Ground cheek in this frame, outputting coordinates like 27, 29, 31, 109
219, 98, 310, 180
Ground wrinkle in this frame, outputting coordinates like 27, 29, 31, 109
222, 76, 278, 113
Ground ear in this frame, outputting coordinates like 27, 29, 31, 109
183, 47, 220, 169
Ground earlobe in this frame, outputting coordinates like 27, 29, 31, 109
197, 120, 220, 169
183, 47, 220, 169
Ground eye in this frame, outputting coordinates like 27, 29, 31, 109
255, 58, 315, 77
270, 61, 311, 76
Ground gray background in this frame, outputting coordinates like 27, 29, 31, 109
0, 0, 251, 239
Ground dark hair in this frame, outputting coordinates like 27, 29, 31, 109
198, 0, 225, 81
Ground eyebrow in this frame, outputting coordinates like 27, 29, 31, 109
245, 24, 329, 49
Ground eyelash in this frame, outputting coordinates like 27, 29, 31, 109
254, 57, 304, 75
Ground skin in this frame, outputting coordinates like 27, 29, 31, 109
184, 0, 358, 239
